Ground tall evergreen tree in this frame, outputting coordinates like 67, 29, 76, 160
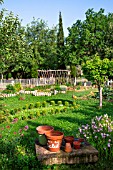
57, 11, 65, 69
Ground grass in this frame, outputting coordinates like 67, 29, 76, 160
0, 89, 113, 170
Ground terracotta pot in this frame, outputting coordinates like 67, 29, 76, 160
73, 141, 81, 149
64, 142, 72, 153
78, 138, 84, 142
36, 125, 54, 146
64, 136, 74, 144
46, 131, 64, 152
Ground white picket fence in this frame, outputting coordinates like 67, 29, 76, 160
0, 78, 112, 89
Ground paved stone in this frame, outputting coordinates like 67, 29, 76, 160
35, 139, 98, 165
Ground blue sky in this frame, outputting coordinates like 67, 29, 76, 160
0, 0, 113, 36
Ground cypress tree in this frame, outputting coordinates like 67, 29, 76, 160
57, 11, 65, 69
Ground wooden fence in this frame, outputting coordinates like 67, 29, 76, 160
0, 78, 112, 89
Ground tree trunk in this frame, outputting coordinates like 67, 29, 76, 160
99, 86, 103, 108
74, 77, 76, 86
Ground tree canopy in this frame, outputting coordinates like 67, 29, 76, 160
0, 8, 113, 80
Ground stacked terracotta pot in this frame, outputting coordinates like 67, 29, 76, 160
36, 125, 85, 153
36, 125, 64, 152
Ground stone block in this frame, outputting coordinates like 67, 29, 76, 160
35, 139, 98, 165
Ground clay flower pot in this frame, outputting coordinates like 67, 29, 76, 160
78, 138, 85, 146
64, 136, 74, 144
73, 141, 81, 149
36, 125, 54, 146
64, 142, 72, 153
78, 138, 84, 142
46, 131, 64, 152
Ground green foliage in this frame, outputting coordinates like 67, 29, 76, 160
41, 109, 47, 116
36, 111, 40, 117
28, 103, 34, 109
64, 101, 69, 106
14, 83, 22, 92
0, 90, 113, 169
42, 101, 47, 107
35, 102, 41, 108
2, 84, 16, 94
57, 11, 65, 69
79, 114, 113, 159
82, 55, 113, 107
82, 55, 110, 86
50, 100, 55, 106
57, 100, 62, 106
54, 85, 60, 91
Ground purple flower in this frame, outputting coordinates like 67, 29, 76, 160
95, 136, 98, 139
108, 143, 110, 148
108, 139, 111, 142
24, 125, 29, 131
108, 127, 112, 132
12, 118, 18, 124
79, 128, 82, 133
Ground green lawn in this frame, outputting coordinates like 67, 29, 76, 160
0, 89, 113, 170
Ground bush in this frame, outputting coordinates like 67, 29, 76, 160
10, 109, 15, 115
14, 83, 22, 92
35, 102, 41, 108
50, 101, 55, 106
41, 110, 47, 116
36, 111, 40, 117
42, 101, 47, 107
57, 101, 62, 106
23, 104, 29, 110
78, 114, 113, 159
64, 101, 69, 106
2, 84, 16, 94
29, 103, 34, 109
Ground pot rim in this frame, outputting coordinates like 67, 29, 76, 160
36, 125, 54, 134
46, 130, 64, 140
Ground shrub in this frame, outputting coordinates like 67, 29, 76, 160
36, 111, 40, 117
55, 108, 60, 114
14, 83, 22, 92
41, 110, 47, 116
50, 101, 55, 106
57, 101, 62, 106
78, 114, 113, 159
28, 113, 34, 119
64, 101, 69, 106
35, 102, 41, 108
14, 108, 18, 113
29, 103, 34, 109
22, 115, 27, 120
0, 111, 7, 123
42, 101, 47, 107
10, 109, 15, 115
2, 84, 16, 94
50, 108, 55, 114
54, 85, 61, 91
23, 104, 29, 110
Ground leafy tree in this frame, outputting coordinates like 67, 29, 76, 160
66, 8, 113, 66
25, 18, 57, 70
0, 10, 35, 79
0, 0, 3, 4
82, 8, 112, 60
65, 20, 84, 66
82, 54, 113, 107
57, 11, 65, 69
